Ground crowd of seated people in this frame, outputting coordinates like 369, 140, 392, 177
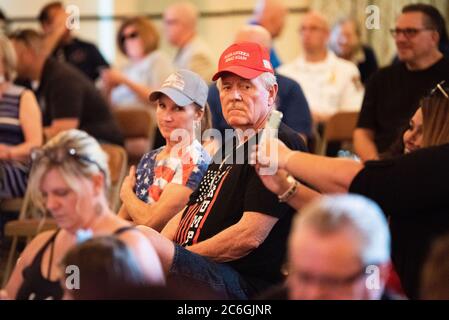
251, 78, 449, 299
1, 1, 449, 302
9, 29, 123, 145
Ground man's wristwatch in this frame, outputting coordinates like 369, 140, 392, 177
278, 175, 299, 203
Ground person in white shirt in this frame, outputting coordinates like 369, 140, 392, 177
278, 11, 363, 124
163, 1, 215, 83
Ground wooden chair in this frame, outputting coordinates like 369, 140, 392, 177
315, 112, 359, 155
0, 198, 24, 214
0, 198, 24, 238
113, 107, 155, 165
1, 144, 128, 286
1, 188, 52, 287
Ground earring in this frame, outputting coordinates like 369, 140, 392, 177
193, 120, 202, 141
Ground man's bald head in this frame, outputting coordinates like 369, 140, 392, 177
163, 1, 199, 47
253, 0, 287, 38
299, 11, 330, 55
302, 11, 330, 31
166, 1, 198, 29
235, 25, 272, 49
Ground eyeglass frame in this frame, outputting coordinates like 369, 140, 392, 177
30, 146, 107, 179
286, 264, 370, 290
389, 27, 434, 39
298, 25, 326, 34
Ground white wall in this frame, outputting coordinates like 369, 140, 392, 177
1, 0, 448, 68
0, 0, 307, 67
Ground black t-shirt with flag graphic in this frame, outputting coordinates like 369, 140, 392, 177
173, 123, 306, 294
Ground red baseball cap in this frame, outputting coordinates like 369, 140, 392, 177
212, 42, 274, 81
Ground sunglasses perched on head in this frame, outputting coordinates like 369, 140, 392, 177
427, 80, 449, 99
31, 147, 106, 177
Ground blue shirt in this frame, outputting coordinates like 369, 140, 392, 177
270, 47, 281, 69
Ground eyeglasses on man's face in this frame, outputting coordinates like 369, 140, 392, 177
389, 27, 434, 39
288, 266, 367, 290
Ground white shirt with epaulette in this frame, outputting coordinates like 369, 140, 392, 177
278, 50, 364, 116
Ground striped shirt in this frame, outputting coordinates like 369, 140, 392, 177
0, 84, 30, 199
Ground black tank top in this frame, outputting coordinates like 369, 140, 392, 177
16, 226, 136, 300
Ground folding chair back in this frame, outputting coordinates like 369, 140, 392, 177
113, 107, 156, 164
316, 112, 359, 155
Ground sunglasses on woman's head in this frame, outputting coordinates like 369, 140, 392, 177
31, 147, 106, 177
428, 80, 449, 99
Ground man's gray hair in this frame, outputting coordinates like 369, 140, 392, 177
290, 194, 391, 265
257, 71, 277, 90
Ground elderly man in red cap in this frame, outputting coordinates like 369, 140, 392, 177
138, 42, 306, 299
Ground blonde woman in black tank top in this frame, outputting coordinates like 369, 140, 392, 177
1, 129, 164, 300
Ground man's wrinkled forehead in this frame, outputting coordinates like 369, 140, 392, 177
220, 72, 253, 84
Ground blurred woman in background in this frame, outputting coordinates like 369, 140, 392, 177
0, 35, 42, 201
101, 16, 173, 109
